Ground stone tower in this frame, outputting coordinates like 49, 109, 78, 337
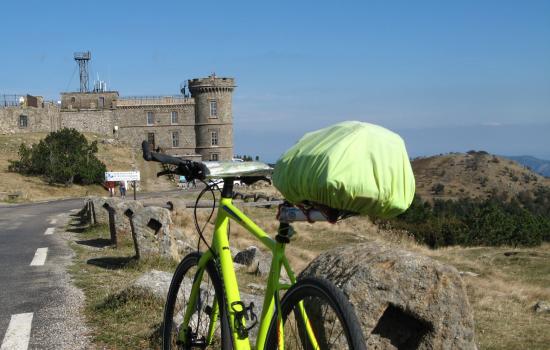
188, 75, 235, 161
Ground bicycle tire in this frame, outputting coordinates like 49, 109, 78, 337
265, 277, 366, 350
162, 252, 233, 349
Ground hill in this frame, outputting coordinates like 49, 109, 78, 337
0, 133, 175, 202
504, 155, 550, 178
412, 151, 550, 202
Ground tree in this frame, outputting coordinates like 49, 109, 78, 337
9, 128, 106, 185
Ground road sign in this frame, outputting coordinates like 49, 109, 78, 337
105, 171, 140, 182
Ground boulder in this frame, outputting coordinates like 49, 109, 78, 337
235, 246, 271, 277
533, 301, 550, 313
129, 206, 194, 261
131, 269, 264, 342
90, 197, 108, 224
300, 241, 477, 350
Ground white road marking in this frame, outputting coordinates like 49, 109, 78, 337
0, 312, 33, 350
49, 218, 57, 225
44, 227, 55, 235
30, 248, 48, 266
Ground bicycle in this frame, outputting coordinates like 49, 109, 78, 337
142, 141, 367, 349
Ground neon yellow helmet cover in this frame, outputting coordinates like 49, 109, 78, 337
272, 121, 416, 218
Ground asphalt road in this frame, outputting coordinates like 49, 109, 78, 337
0, 198, 87, 349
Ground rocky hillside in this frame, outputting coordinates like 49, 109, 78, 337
412, 151, 550, 202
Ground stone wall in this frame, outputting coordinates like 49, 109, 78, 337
60, 91, 118, 110
0, 105, 59, 134
115, 104, 198, 157
60, 110, 115, 135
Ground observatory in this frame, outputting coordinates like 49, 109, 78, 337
0, 52, 236, 161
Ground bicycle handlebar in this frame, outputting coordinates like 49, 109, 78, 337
141, 141, 208, 180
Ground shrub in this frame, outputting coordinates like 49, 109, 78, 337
388, 194, 550, 248
431, 183, 445, 195
9, 128, 106, 185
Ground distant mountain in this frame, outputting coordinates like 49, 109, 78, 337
503, 156, 550, 178
411, 151, 550, 202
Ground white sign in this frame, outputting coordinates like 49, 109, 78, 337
105, 171, 140, 182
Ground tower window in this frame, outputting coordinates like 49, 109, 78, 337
19, 115, 28, 128
210, 153, 219, 161
211, 131, 219, 146
171, 111, 178, 124
171, 131, 180, 147
209, 100, 218, 118
147, 112, 154, 125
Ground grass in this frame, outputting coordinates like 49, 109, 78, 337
67, 215, 177, 349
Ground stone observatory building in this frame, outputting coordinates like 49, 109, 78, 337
0, 74, 235, 161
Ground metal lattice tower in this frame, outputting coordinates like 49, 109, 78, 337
74, 51, 91, 92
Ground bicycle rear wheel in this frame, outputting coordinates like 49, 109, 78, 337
162, 252, 233, 349
265, 277, 366, 349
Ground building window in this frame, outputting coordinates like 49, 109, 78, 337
171, 131, 180, 147
148, 133, 155, 148
210, 153, 219, 161
209, 100, 218, 118
71, 96, 76, 103
171, 111, 178, 124
211, 131, 219, 146
147, 111, 154, 125
19, 115, 28, 128
98, 96, 105, 109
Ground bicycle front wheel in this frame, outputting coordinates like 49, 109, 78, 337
162, 252, 233, 349
265, 277, 366, 349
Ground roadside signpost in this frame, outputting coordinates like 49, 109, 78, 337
105, 171, 141, 200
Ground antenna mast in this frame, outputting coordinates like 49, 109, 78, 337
74, 51, 91, 92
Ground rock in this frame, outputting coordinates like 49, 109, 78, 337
533, 301, 550, 313
460, 271, 480, 277
247, 283, 265, 293
132, 269, 173, 299
131, 269, 264, 343
234, 246, 261, 265
300, 241, 477, 350
235, 246, 271, 277
90, 197, 108, 224
130, 205, 193, 261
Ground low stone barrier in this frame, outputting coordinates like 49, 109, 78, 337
84, 197, 193, 261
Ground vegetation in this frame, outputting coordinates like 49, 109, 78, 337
8, 128, 106, 185
68, 220, 176, 348
388, 191, 550, 248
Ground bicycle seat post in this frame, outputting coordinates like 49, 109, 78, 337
220, 177, 235, 198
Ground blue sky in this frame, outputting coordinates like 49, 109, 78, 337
1, 0, 549, 161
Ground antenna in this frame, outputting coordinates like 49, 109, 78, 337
180, 82, 188, 97
74, 51, 91, 92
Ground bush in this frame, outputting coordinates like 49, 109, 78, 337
9, 128, 106, 185
431, 183, 445, 195
388, 194, 550, 248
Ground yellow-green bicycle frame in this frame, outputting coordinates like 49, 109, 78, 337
178, 195, 320, 349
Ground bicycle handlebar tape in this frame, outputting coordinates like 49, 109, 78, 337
142, 141, 153, 161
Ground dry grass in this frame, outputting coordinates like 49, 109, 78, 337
413, 152, 550, 202
0, 133, 175, 203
